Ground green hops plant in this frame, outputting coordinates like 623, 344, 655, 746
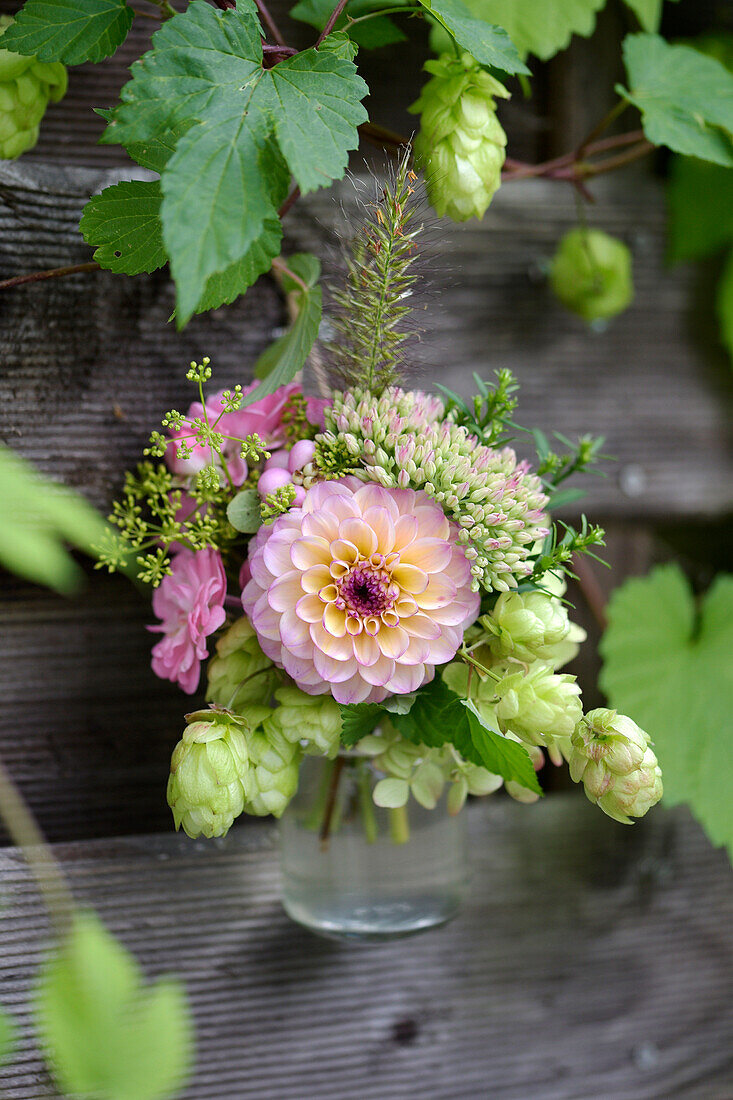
244, 720, 302, 817
410, 52, 509, 222
0, 16, 67, 160
167, 710, 255, 839
549, 227, 633, 323
206, 616, 278, 712
266, 685, 342, 758
482, 590, 585, 667
493, 662, 582, 764
569, 708, 663, 824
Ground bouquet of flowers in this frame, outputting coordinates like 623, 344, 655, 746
100, 159, 663, 843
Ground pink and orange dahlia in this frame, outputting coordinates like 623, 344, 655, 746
243, 478, 479, 704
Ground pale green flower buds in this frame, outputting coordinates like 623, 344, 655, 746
206, 616, 278, 711
244, 720, 301, 817
266, 685, 341, 758
167, 710, 252, 839
494, 662, 582, 764
569, 708, 663, 824
483, 590, 580, 665
0, 17, 67, 160
410, 53, 509, 222
549, 228, 633, 323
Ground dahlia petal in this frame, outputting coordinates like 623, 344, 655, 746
395, 595, 419, 617
400, 537, 453, 573
391, 563, 429, 594
291, 536, 332, 569
346, 616, 363, 635
359, 654, 395, 686
323, 603, 347, 638
330, 537, 361, 565
392, 514, 418, 551
376, 625, 410, 659
331, 675, 380, 705
295, 593, 325, 623
280, 608, 311, 649
301, 564, 332, 593
413, 506, 450, 539
267, 570, 304, 612
262, 533, 296, 576
361, 507, 395, 552
311, 621, 354, 661
400, 634, 431, 665
385, 662, 431, 695
302, 511, 339, 542
338, 517, 379, 559
403, 612, 442, 640
252, 591, 282, 640
415, 573, 458, 609
352, 631, 380, 667
353, 483, 401, 520
430, 595, 481, 626
313, 647, 360, 683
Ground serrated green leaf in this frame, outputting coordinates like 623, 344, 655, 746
317, 28, 359, 60
1, 0, 133, 64
0, 1006, 17, 1067
290, 0, 407, 50
716, 248, 733, 367
193, 216, 282, 316
666, 157, 733, 263
244, 281, 322, 404
104, 0, 367, 324
35, 910, 193, 1100
226, 488, 262, 533
600, 565, 733, 859
80, 180, 166, 276
340, 702, 384, 746
461, 0, 605, 61
460, 699, 542, 793
618, 34, 733, 166
418, 0, 529, 74
0, 445, 110, 594
621, 0, 678, 34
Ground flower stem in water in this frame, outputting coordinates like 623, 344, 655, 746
389, 804, 410, 845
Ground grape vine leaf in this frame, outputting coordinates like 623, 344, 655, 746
340, 702, 384, 746
716, 249, 733, 365
290, 0, 407, 50
35, 910, 193, 1100
462, 0, 605, 62
620, 0, 678, 34
666, 157, 733, 263
102, 0, 368, 324
80, 180, 166, 275
600, 565, 733, 859
1, 0, 133, 64
618, 34, 733, 167
418, 0, 530, 75
0, 445, 111, 594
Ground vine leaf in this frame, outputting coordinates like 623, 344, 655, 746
620, 0, 679, 34
618, 34, 733, 166
456, 0, 605, 62
80, 180, 166, 275
667, 156, 733, 263
290, 0, 407, 50
1, 0, 133, 64
339, 702, 384, 746
35, 910, 193, 1100
600, 565, 733, 859
418, 0, 529, 75
102, 0, 368, 324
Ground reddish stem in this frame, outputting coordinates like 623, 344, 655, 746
0, 261, 100, 292
278, 184, 301, 219
253, 0, 287, 45
316, 0, 349, 46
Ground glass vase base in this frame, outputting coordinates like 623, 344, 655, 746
282, 890, 462, 942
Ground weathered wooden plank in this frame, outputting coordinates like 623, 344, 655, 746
0, 797, 731, 1099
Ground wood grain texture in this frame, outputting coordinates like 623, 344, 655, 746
0, 797, 731, 1100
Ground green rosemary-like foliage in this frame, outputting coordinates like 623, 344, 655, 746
327, 149, 422, 395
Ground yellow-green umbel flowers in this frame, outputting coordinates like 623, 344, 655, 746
0, 16, 67, 160
549, 228, 633, 323
410, 52, 509, 222
569, 708, 663, 824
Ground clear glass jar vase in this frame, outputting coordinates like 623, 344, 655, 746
279, 753, 470, 942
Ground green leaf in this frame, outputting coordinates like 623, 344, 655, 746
618, 34, 733, 166
290, 0, 407, 50
340, 702, 384, 746
105, 0, 368, 324
193, 216, 283, 316
1, 0, 133, 64
226, 488, 262, 533
716, 248, 733, 367
35, 910, 193, 1100
0, 446, 111, 594
418, 0, 529, 74
79, 180, 166, 276
0, 1007, 17, 1067
666, 157, 733, 263
600, 565, 733, 859
620, 0, 677, 34
464, 0, 605, 61
244, 270, 322, 403
390, 678, 541, 793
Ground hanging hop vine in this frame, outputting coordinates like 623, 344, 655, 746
0, 16, 66, 160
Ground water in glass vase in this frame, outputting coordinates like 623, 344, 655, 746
280, 754, 470, 942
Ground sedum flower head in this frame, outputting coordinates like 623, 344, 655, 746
266, 684, 342, 758
410, 52, 509, 222
482, 589, 585, 666
569, 708, 663, 824
322, 388, 549, 593
206, 616, 278, 711
244, 720, 302, 817
0, 16, 67, 160
167, 711, 254, 839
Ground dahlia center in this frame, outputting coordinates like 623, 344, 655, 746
337, 563, 396, 618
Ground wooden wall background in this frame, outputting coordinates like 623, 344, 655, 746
0, 0, 731, 1096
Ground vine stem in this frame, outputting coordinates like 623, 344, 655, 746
271, 255, 309, 293
319, 756, 346, 847
0, 261, 100, 292
316, 0, 349, 46
0, 754, 74, 939
253, 0, 287, 45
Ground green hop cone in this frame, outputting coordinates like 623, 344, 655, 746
244, 719, 302, 817
266, 684, 341, 758
569, 708, 663, 825
494, 662, 582, 764
0, 16, 67, 160
206, 616, 278, 711
549, 227, 633, 323
483, 590, 586, 666
410, 52, 509, 222
167, 710, 255, 839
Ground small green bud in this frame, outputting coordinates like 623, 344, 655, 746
0, 17, 67, 160
206, 616, 278, 711
266, 685, 341, 758
410, 53, 508, 222
484, 590, 583, 665
549, 228, 633, 323
244, 722, 301, 818
494, 662, 582, 763
167, 711, 251, 839
569, 708, 663, 824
